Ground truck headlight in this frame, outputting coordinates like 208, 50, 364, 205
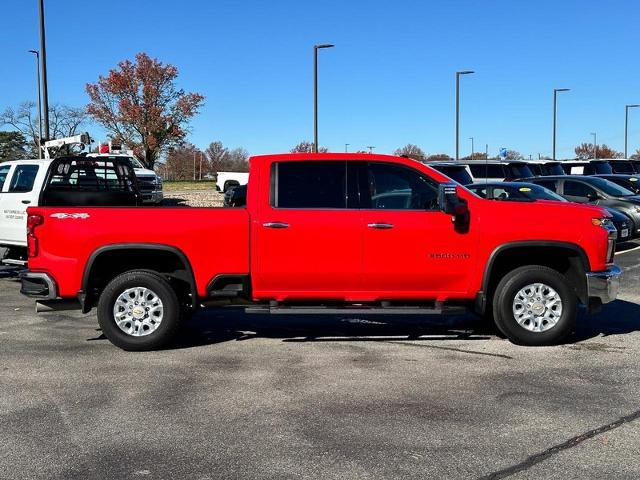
593, 217, 616, 263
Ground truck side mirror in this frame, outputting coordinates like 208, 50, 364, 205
438, 183, 470, 233
438, 183, 460, 214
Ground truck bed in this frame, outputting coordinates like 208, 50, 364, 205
27, 206, 250, 298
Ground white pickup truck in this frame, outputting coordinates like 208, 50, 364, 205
0, 153, 148, 265
216, 171, 249, 192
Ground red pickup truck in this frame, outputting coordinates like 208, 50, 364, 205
20, 153, 621, 350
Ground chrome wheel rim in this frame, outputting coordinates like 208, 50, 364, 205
512, 283, 563, 333
113, 287, 164, 337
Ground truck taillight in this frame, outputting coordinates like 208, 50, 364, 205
27, 214, 44, 257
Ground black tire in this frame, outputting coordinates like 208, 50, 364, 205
493, 265, 577, 346
97, 270, 182, 351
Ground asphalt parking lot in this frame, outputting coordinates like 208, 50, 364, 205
1, 246, 640, 480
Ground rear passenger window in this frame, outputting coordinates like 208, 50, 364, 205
0, 165, 10, 190
8, 165, 39, 193
272, 161, 346, 208
365, 162, 439, 210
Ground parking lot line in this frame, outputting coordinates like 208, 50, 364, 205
616, 245, 640, 256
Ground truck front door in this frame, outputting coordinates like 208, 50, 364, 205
252, 160, 363, 299
359, 161, 478, 298
0, 164, 42, 246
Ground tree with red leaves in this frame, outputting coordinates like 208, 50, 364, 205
86, 53, 205, 169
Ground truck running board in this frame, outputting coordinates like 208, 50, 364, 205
245, 303, 467, 316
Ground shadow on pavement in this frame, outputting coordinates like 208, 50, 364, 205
168, 299, 640, 350
572, 299, 640, 342
170, 307, 495, 350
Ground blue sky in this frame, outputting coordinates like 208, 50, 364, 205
1, 0, 639, 159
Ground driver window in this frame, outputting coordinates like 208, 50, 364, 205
366, 162, 438, 210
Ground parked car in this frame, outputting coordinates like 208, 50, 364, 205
560, 160, 613, 175
20, 153, 620, 350
0, 156, 140, 265
592, 174, 640, 194
223, 184, 247, 207
460, 160, 534, 182
525, 160, 566, 176
427, 163, 474, 185
216, 171, 249, 192
525, 175, 640, 235
467, 181, 632, 242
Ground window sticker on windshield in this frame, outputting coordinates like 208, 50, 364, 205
519, 187, 532, 192
570, 167, 584, 174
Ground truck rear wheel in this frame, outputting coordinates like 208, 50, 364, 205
493, 265, 577, 346
97, 271, 182, 351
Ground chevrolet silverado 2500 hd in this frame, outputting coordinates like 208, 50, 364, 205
20, 153, 621, 350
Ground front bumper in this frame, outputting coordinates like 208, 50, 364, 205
19, 272, 58, 300
141, 190, 164, 204
586, 265, 622, 304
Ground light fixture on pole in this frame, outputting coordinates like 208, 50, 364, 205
28, 49, 43, 158
552, 88, 570, 160
625, 104, 640, 158
345, 143, 349, 153
367, 146, 375, 153
313, 43, 334, 153
455, 70, 474, 161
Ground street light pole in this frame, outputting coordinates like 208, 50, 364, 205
367, 146, 375, 153
28, 49, 43, 158
313, 44, 334, 153
469, 137, 474, 160
625, 104, 640, 158
591, 132, 597, 159
38, 0, 50, 140
345, 143, 349, 153
552, 88, 570, 160
455, 70, 474, 161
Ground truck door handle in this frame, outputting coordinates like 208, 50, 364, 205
263, 222, 289, 229
367, 223, 394, 229
21, 200, 31, 205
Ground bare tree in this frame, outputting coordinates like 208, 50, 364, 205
394, 144, 426, 160
574, 143, 622, 160
1, 101, 87, 154
291, 141, 328, 153
426, 153, 453, 161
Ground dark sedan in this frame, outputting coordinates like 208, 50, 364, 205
467, 181, 632, 242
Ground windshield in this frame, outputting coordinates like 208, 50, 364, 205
122, 157, 145, 169
523, 184, 567, 201
505, 164, 533, 179
610, 161, 636, 174
592, 162, 613, 174
588, 177, 635, 196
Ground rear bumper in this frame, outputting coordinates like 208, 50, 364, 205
19, 272, 58, 300
586, 265, 622, 304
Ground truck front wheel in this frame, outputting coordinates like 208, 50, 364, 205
493, 265, 577, 346
97, 271, 182, 351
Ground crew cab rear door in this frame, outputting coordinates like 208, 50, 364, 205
0, 163, 43, 246
359, 161, 478, 297
252, 160, 363, 299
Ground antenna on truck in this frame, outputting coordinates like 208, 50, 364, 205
42, 132, 91, 159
